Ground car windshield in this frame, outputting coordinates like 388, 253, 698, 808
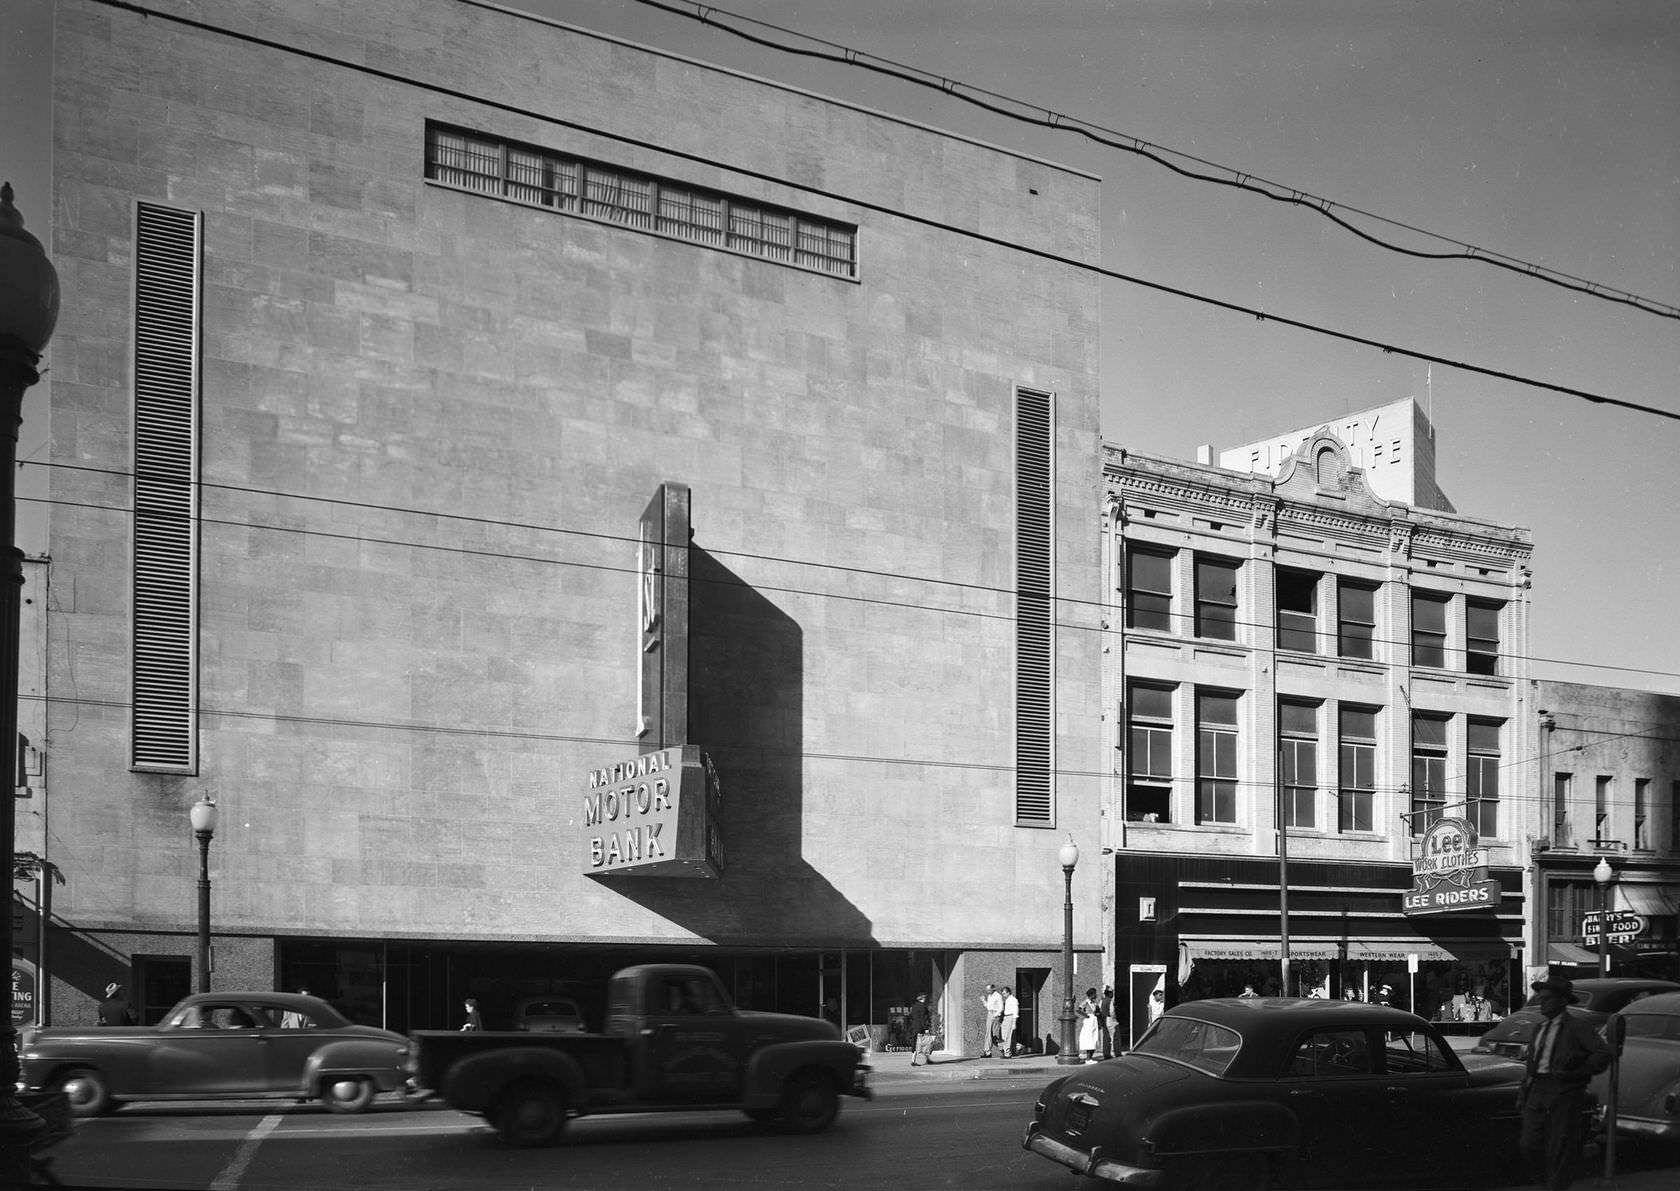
1130, 1016, 1243, 1076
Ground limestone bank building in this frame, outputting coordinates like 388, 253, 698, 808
12, 0, 1105, 1053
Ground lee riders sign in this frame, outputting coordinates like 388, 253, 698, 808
1403, 817, 1501, 915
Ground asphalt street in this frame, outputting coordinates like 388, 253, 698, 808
33, 1052, 1680, 1191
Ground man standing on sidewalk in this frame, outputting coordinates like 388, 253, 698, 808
980, 984, 1003, 1058
999, 987, 1020, 1056
1518, 974, 1611, 1191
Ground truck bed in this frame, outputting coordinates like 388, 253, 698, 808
410, 1029, 631, 1096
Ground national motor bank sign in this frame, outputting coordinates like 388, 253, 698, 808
582, 745, 723, 878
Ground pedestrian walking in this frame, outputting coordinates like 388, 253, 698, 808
999, 986, 1020, 1056
1076, 987, 1101, 1062
1098, 985, 1114, 1058
908, 992, 935, 1065
460, 997, 484, 1031
97, 982, 135, 1026
980, 983, 1003, 1058
1518, 975, 1611, 1191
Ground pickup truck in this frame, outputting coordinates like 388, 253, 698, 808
410, 964, 872, 1146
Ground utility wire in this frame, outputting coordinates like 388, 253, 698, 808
27, 459, 1680, 688
90, 0, 1680, 424
628, 0, 1680, 324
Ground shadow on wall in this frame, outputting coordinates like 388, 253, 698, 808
598, 545, 873, 945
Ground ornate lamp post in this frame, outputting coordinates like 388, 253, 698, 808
0, 181, 60, 1181
1594, 856, 1615, 978
190, 794, 220, 992
1056, 836, 1081, 1065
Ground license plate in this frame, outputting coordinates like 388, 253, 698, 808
1066, 1092, 1097, 1133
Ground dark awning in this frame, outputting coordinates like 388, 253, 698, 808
1615, 885, 1678, 919
1548, 942, 1599, 966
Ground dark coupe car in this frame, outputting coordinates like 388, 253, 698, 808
1470, 978, 1680, 1061
1023, 997, 1532, 1190
20, 991, 412, 1116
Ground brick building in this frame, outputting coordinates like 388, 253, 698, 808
13, 0, 1104, 1053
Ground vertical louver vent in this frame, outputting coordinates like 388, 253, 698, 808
130, 202, 201, 772
1016, 389, 1055, 825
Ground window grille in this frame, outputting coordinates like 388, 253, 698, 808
1015, 389, 1055, 826
1196, 691, 1239, 825
1466, 719, 1501, 839
1279, 700, 1319, 829
1338, 707, 1376, 832
131, 202, 201, 772
1127, 683, 1174, 823
1410, 712, 1449, 835
425, 123, 856, 278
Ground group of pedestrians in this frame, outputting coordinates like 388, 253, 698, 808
980, 983, 1020, 1057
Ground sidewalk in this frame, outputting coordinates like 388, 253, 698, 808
863, 1046, 1072, 1083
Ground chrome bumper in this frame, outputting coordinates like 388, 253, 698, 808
1609, 1114, 1680, 1144
1022, 1122, 1165, 1186
850, 1065, 874, 1100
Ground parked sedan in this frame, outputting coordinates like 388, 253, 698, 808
1595, 989, 1680, 1149
1470, 978, 1680, 1061
19, 992, 411, 1117
512, 996, 586, 1033
1023, 998, 1533, 1189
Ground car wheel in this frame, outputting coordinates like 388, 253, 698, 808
774, 1070, 839, 1134
1166, 1152, 1270, 1191
56, 1067, 113, 1117
493, 1079, 569, 1147
322, 1075, 377, 1114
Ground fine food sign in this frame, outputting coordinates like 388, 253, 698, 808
1581, 910, 1646, 947
1403, 817, 1501, 915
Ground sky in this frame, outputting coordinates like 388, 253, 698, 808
499, 0, 1679, 692
4, 0, 1678, 692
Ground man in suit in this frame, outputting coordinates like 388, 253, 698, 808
1518, 974, 1612, 1191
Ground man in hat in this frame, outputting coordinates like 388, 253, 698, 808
908, 992, 935, 1065
97, 981, 134, 1026
1518, 974, 1611, 1191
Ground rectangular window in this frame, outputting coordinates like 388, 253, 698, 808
1337, 581, 1376, 660
1466, 719, 1501, 840
1127, 683, 1174, 823
1279, 700, 1318, 829
1595, 776, 1612, 843
1411, 592, 1449, 668
1410, 712, 1449, 835
1338, 707, 1377, 833
1195, 557, 1239, 641
131, 202, 202, 773
1466, 600, 1501, 676
1634, 778, 1649, 850
1277, 569, 1319, 653
425, 122, 858, 278
1196, 692, 1239, 825
1554, 773, 1572, 847
1126, 547, 1174, 632
1015, 389, 1055, 826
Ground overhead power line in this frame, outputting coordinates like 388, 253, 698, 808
92, 0, 1680, 424
632, 0, 1680, 324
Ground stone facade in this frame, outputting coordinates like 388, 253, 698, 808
28, 0, 1103, 1036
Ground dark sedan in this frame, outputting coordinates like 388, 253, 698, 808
1023, 997, 1530, 1189
19, 992, 411, 1117
1470, 978, 1680, 1061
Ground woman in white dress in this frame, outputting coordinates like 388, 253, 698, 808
1076, 987, 1101, 1061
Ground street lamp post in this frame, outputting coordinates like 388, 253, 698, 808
1057, 836, 1081, 1065
0, 181, 60, 1181
1593, 857, 1615, 978
191, 794, 219, 993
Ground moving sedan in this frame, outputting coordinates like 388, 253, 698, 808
1023, 997, 1530, 1190
20, 992, 411, 1116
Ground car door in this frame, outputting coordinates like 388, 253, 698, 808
638, 973, 749, 1103
1280, 1026, 1407, 1182
148, 1002, 269, 1096
254, 1002, 325, 1092
1378, 1027, 1490, 1184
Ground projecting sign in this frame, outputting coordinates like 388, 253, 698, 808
1581, 911, 1646, 947
581, 744, 723, 879
1402, 817, 1502, 916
